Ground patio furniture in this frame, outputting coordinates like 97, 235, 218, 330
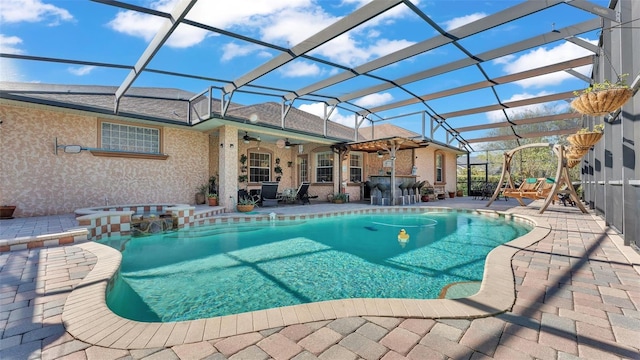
295, 182, 317, 205
366, 181, 379, 205
398, 180, 409, 205
259, 182, 281, 207
376, 182, 390, 205
412, 181, 421, 203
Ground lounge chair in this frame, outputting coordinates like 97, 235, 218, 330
295, 182, 317, 205
259, 182, 281, 207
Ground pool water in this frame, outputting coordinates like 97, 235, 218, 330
101, 212, 531, 322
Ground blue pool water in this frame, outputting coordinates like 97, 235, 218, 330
100, 212, 531, 322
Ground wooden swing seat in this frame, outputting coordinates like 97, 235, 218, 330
503, 178, 556, 201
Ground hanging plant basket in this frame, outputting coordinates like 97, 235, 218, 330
570, 88, 632, 116
565, 145, 589, 160
566, 159, 582, 169
567, 132, 603, 148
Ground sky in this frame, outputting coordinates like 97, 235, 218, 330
0, 0, 610, 144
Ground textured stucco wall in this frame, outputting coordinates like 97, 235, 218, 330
0, 102, 209, 217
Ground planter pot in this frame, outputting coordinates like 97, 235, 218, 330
208, 198, 218, 206
195, 193, 206, 205
237, 204, 254, 212
571, 88, 632, 116
448, 192, 455, 198
333, 200, 344, 204
421, 195, 430, 202
0, 205, 16, 219
567, 132, 603, 149
456, 190, 463, 197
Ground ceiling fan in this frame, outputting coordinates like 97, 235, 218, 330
242, 132, 260, 143
284, 138, 301, 149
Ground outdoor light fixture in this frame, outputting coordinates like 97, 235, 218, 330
377, 150, 384, 158
220, 143, 224, 148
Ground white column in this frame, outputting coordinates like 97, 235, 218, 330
218, 126, 238, 212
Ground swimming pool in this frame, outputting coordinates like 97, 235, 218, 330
101, 211, 532, 322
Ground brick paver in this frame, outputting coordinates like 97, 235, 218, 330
1, 202, 639, 359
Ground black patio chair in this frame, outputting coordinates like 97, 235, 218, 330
260, 182, 281, 207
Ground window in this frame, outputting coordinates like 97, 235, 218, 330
100, 121, 160, 153
249, 152, 271, 182
316, 152, 333, 182
435, 152, 444, 183
349, 152, 363, 182
298, 155, 308, 183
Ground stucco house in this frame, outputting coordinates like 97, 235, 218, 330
0, 82, 464, 216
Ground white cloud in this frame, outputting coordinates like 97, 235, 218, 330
298, 102, 355, 127
279, 61, 321, 77
0, 0, 73, 25
108, 9, 208, 48
442, 12, 487, 31
0, 34, 24, 54
221, 43, 262, 62
0, 34, 25, 82
68, 66, 96, 76
494, 39, 597, 88
353, 93, 393, 108
485, 91, 568, 122
105, 0, 417, 67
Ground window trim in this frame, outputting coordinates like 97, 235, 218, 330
97, 119, 166, 159
247, 149, 273, 184
314, 151, 334, 183
435, 151, 445, 184
349, 151, 363, 183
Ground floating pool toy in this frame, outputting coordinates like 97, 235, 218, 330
397, 228, 410, 247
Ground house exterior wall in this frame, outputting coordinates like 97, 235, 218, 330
0, 102, 209, 217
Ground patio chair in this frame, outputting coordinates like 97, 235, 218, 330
295, 182, 317, 205
503, 178, 542, 200
259, 182, 281, 207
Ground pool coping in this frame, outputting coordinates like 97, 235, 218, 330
61, 207, 551, 350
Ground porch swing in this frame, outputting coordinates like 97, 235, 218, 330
486, 143, 588, 214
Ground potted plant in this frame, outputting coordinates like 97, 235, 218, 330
571, 74, 632, 116
236, 197, 257, 212
208, 193, 218, 206
448, 190, 456, 198
195, 183, 208, 205
208, 175, 218, 196
332, 193, 348, 204
420, 187, 434, 202
239, 154, 248, 173
0, 205, 16, 219
274, 158, 283, 181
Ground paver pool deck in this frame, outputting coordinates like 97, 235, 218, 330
1, 198, 639, 359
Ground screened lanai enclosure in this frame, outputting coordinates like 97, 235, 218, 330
0, 0, 638, 250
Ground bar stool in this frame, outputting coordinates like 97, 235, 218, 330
398, 181, 409, 205
405, 181, 415, 204
376, 182, 390, 205
415, 181, 425, 202
366, 181, 379, 205
412, 181, 421, 203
